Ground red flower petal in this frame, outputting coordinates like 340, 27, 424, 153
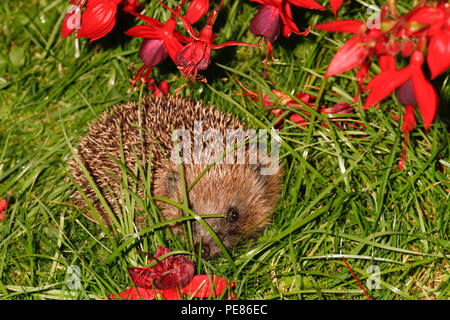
411, 69, 438, 131
324, 35, 369, 77
0, 199, 9, 223
125, 25, 162, 39
109, 285, 183, 300
181, 275, 234, 298
128, 267, 159, 289
402, 104, 416, 133
314, 20, 363, 33
127, 11, 164, 29
329, 0, 344, 17
322, 102, 352, 114
427, 30, 450, 79
363, 67, 413, 109
280, 1, 300, 37
159, 81, 169, 95
0, 199, 9, 212
175, 40, 210, 70
289, 0, 327, 10
407, 6, 445, 37
290, 113, 307, 127
378, 54, 396, 72
186, 0, 209, 24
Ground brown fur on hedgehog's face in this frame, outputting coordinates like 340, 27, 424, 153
157, 163, 282, 258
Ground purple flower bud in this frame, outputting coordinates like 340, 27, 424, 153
139, 39, 168, 67
396, 79, 417, 106
249, 5, 281, 44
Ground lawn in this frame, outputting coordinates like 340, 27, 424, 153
0, 0, 449, 300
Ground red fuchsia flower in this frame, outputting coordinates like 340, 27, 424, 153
62, 0, 122, 42
147, 79, 170, 97
249, 0, 325, 76
129, 246, 195, 290
250, 4, 282, 44
109, 246, 235, 300
314, 1, 448, 139
161, 1, 259, 82
314, 1, 450, 80
314, 19, 385, 86
235, 78, 363, 130
363, 51, 438, 132
250, 0, 325, 38
61, 0, 140, 42
0, 199, 10, 223
402, 2, 450, 79
125, 7, 186, 89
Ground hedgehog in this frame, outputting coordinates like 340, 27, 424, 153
70, 95, 282, 258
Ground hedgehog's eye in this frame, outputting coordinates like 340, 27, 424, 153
227, 207, 239, 223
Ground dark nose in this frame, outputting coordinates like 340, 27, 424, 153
195, 243, 210, 258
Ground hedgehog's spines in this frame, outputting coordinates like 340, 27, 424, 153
70, 95, 282, 257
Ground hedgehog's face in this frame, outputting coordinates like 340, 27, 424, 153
164, 163, 281, 258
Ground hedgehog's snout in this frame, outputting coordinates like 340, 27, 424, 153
194, 242, 211, 258
191, 218, 225, 258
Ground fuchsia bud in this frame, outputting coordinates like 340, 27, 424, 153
249, 5, 281, 43
186, 0, 210, 24
76, 0, 122, 42
121, 0, 140, 13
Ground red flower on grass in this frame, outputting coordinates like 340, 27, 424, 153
161, 1, 259, 82
109, 246, 235, 300
236, 79, 363, 130
313, 2, 449, 171
147, 79, 170, 97
363, 51, 438, 131
249, 0, 325, 76
250, 0, 324, 39
125, 7, 186, 89
0, 199, 10, 223
362, 49, 439, 170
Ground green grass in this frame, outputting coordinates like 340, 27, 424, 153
0, 0, 449, 300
